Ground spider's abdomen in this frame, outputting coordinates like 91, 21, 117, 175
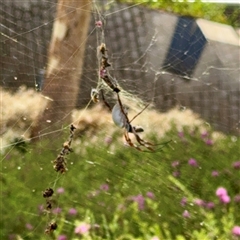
112, 103, 127, 128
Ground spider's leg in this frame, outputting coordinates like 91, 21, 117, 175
129, 103, 150, 124
124, 132, 142, 151
132, 132, 155, 151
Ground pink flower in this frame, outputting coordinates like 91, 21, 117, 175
232, 161, 240, 169
216, 187, 228, 197
58, 235, 67, 240
232, 226, 240, 236
220, 195, 231, 204
68, 208, 77, 215
38, 204, 44, 214
180, 197, 187, 206
100, 184, 109, 191
25, 223, 33, 230
234, 195, 240, 203
194, 198, 205, 207
182, 210, 190, 218
52, 207, 62, 215
206, 202, 215, 209
211, 170, 219, 177
117, 204, 126, 211
201, 131, 209, 138
75, 223, 91, 235
130, 194, 145, 210
146, 191, 155, 199
173, 171, 180, 177
104, 136, 112, 145
171, 161, 180, 168
188, 158, 198, 167
57, 187, 65, 194
205, 139, 213, 145
178, 132, 184, 138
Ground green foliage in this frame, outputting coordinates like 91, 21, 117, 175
1, 127, 240, 239
119, 0, 239, 27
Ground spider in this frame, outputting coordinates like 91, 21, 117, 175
101, 90, 169, 152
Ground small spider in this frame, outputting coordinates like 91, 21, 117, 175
102, 92, 168, 152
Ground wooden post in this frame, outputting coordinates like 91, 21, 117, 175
32, 0, 92, 138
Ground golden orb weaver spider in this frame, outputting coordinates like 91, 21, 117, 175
100, 90, 169, 152
94, 42, 170, 151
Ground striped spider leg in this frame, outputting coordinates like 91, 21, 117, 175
100, 90, 170, 152
111, 93, 156, 152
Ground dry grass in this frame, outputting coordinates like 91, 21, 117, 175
0, 86, 48, 151
1, 88, 223, 152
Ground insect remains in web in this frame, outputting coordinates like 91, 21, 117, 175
45, 221, 57, 234
101, 91, 170, 152
53, 124, 76, 173
43, 188, 54, 198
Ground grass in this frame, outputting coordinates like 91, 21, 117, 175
119, 0, 240, 28
1, 124, 240, 240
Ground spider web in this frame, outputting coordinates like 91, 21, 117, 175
0, 0, 240, 239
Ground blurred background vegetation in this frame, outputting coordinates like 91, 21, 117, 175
120, 0, 240, 28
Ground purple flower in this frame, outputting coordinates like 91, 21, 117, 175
182, 210, 190, 218
194, 198, 205, 207
211, 170, 219, 177
232, 161, 240, 169
25, 223, 33, 230
178, 132, 184, 138
8, 234, 16, 240
130, 194, 145, 210
104, 136, 112, 145
220, 194, 231, 204
173, 171, 180, 177
38, 204, 44, 214
52, 207, 62, 215
180, 197, 187, 206
205, 139, 213, 146
171, 161, 180, 168
58, 235, 67, 240
206, 202, 215, 209
100, 184, 109, 191
216, 187, 228, 197
68, 208, 77, 215
146, 191, 155, 199
75, 223, 91, 235
117, 204, 126, 211
201, 131, 208, 138
57, 187, 65, 194
232, 226, 240, 236
188, 158, 198, 167
234, 195, 240, 203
